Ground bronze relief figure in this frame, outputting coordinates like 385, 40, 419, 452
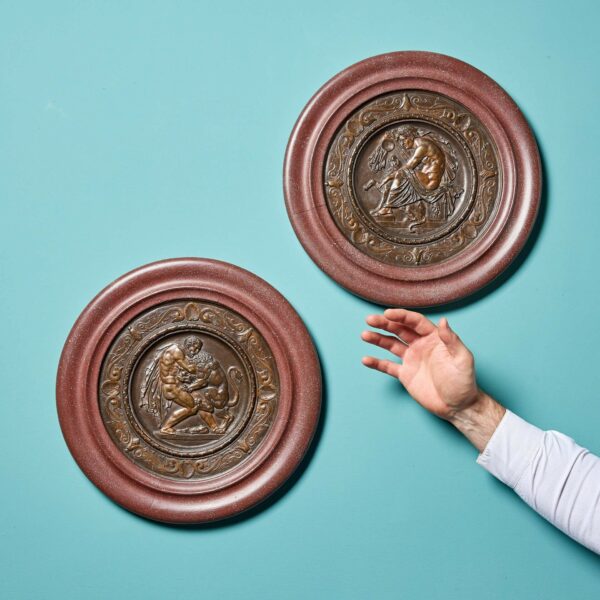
368, 126, 459, 220
141, 334, 241, 436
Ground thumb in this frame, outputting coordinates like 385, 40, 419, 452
438, 318, 461, 353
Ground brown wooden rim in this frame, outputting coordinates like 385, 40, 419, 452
283, 51, 542, 307
56, 258, 321, 524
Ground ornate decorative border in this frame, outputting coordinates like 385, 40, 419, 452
100, 300, 279, 478
56, 259, 321, 523
284, 51, 541, 306
325, 91, 499, 265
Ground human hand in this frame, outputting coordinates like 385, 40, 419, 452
361, 309, 478, 419
361, 309, 504, 450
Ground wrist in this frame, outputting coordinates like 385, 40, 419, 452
448, 390, 506, 452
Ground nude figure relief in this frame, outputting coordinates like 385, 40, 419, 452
139, 335, 243, 437
364, 126, 463, 230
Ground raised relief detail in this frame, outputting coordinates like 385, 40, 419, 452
140, 335, 241, 436
367, 125, 461, 224
325, 91, 501, 266
99, 300, 279, 480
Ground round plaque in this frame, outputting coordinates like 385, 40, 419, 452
56, 259, 321, 523
284, 51, 541, 306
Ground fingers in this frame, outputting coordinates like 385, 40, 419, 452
383, 308, 436, 335
361, 356, 402, 378
365, 314, 420, 343
361, 330, 407, 358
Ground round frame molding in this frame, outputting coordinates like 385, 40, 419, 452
284, 51, 541, 306
56, 258, 321, 523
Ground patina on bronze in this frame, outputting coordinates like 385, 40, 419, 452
327, 91, 500, 266
100, 300, 278, 480
57, 259, 321, 523
285, 52, 541, 306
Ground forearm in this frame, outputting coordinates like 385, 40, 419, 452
473, 407, 600, 554
513, 428, 600, 553
448, 390, 506, 452
178, 359, 195, 373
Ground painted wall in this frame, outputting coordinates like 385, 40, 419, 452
2, 1, 599, 598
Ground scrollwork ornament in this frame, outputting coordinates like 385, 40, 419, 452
98, 300, 280, 480
324, 90, 501, 266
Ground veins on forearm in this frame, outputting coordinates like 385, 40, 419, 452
449, 391, 506, 452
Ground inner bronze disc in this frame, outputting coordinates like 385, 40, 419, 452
325, 91, 501, 266
99, 299, 279, 481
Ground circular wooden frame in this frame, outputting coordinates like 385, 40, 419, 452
284, 51, 541, 306
56, 258, 321, 524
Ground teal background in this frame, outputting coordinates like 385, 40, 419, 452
1, 0, 599, 598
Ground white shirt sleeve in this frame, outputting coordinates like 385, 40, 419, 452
477, 410, 600, 554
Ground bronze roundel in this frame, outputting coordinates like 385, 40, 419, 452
57, 259, 321, 523
327, 91, 499, 265
284, 52, 541, 306
100, 300, 279, 479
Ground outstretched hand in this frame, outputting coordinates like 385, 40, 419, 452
361, 309, 505, 451
361, 309, 478, 419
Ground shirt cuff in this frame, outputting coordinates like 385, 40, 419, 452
476, 409, 545, 489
